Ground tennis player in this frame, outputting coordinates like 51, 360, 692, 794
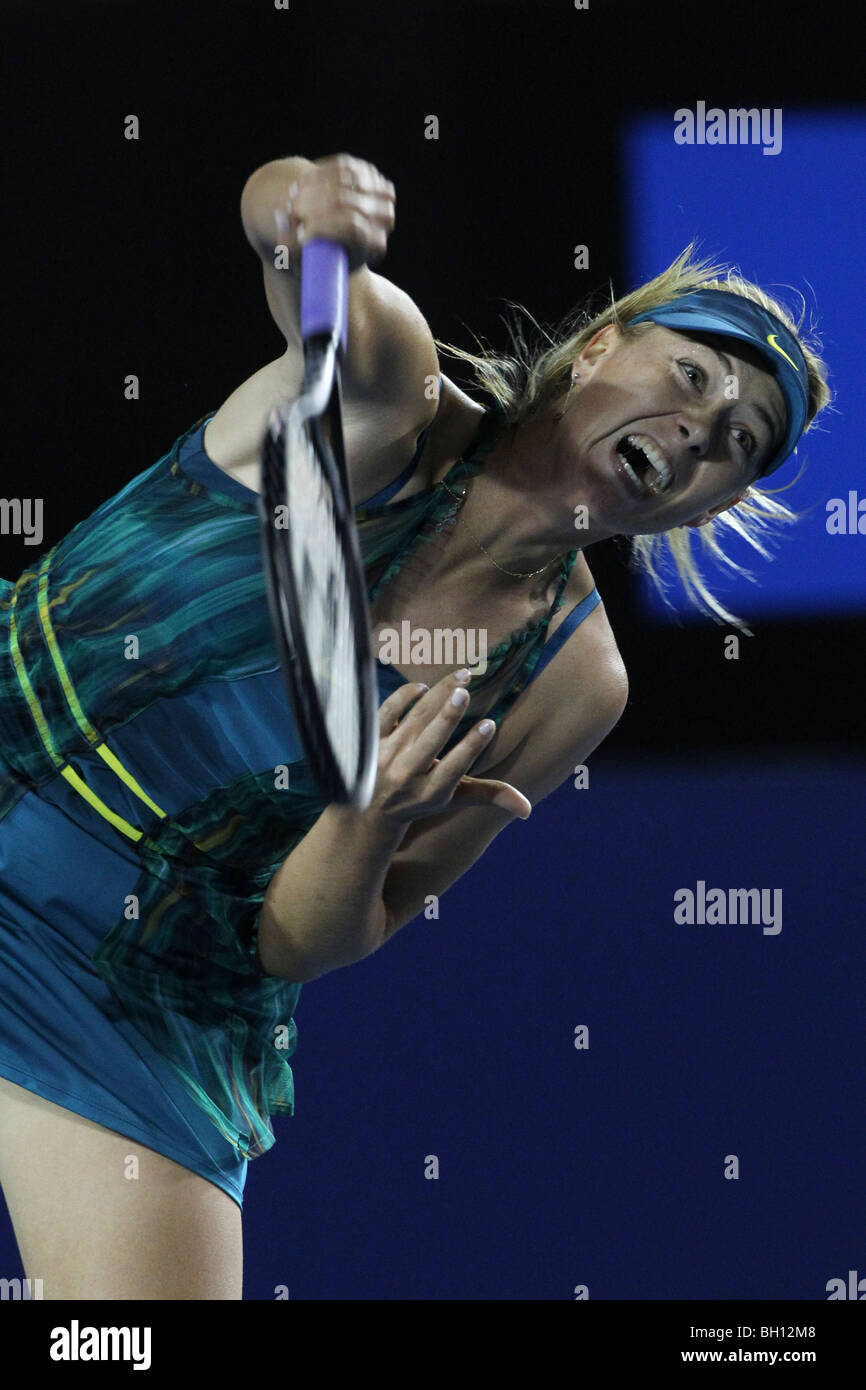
0, 153, 831, 1298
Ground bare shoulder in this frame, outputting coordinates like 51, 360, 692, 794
339, 368, 486, 504
518, 556, 628, 735
199, 341, 478, 501
472, 556, 628, 795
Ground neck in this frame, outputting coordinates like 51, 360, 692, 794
455, 404, 601, 581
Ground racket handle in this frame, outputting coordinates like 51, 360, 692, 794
300, 239, 349, 353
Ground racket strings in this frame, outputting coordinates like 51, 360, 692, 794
284, 416, 361, 786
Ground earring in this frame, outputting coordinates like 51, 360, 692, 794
556, 371, 580, 422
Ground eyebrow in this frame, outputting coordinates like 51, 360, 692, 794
708, 346, 784, 455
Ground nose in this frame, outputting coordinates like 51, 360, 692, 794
677, 411, 712, 460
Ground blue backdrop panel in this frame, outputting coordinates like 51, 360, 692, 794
623, 108, 865, 621
246, 751, 864, 1298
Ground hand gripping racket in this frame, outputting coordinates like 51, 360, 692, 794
259, 240, 379, 808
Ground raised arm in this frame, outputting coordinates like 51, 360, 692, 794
239, 152, 439, 411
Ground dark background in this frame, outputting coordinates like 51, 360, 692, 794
2, 0, 862, 753
1, 0, 863, 1302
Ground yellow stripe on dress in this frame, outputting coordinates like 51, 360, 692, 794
58, 765, 146, 842
7, 572, 146, 843
36, 552, 168, 821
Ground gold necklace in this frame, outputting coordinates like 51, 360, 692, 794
438, 477, 563, 580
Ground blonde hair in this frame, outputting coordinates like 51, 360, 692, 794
434, 243, 834, 635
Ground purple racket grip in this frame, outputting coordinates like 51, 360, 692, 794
300, 239, 349, 353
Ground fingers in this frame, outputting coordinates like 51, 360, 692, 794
373, 670, 536, 825
388, 670, 466, 734
422, 715, 503, 798
390, 671, 492, 777
316, 153, 395, 201
325, 160, 395, 222
378, 667, 459, 726
397, 677, 532, 818
377, 679, 428, 735
290, 155, 395, 263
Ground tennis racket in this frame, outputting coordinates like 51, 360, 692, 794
258, 238, 379, 808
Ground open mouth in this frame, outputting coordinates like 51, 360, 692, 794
614, 434, 673, 498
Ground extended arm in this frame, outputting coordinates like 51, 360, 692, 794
257, 618, 628, 982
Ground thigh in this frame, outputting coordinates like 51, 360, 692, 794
0, 1073, 243, 1300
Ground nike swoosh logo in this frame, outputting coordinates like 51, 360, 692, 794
767, 334, 800, 371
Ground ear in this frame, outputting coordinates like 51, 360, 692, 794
572, 321, 622, 375
682, 488, 752, 529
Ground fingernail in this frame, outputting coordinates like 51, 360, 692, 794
477, 719, 494, 735
415, 682, 428, 691
451, 688, 470, 708
454, 668, 471, 683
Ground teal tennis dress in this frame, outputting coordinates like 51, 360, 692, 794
0, 387, 601, 1209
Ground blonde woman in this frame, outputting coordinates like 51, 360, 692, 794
0, 153, 831, 1299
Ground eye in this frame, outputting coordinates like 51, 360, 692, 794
678, 359, 757, 458
679, 359, 706, 389
731, 426, 757, 458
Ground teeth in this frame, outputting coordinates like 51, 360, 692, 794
618, 434, 673, 495
619, 454, 643, 491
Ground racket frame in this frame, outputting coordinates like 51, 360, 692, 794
259, 334, 379, 809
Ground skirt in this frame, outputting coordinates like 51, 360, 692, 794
0, 781, 248, 1210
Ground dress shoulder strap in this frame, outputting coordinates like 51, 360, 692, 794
357, 375, 444, 508
526, 588, 602, 684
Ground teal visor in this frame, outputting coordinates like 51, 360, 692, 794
627, 288, 809, 477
